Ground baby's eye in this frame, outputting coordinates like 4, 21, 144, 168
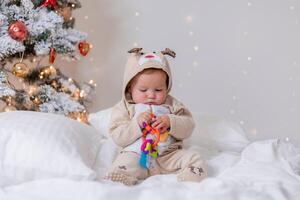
155, 89, 162, 92
139, 89, 147, 92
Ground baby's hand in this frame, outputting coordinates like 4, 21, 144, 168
152, 115, 170, 134
137, 110, 153, 128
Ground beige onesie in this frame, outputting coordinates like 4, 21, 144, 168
104, 48, 207, 185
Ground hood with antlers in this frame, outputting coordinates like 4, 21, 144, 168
123, 47, 176, 103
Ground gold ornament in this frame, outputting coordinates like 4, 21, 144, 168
12, 62, 30, 78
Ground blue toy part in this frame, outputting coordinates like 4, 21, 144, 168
139, 152, 149, 169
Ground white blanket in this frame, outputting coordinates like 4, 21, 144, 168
1, 139, 299, 200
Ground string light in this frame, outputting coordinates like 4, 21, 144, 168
193, 46, 199, 51
232, 96, 237, 101
242, 70, 248, 75
89, 80, 94, 84
135, 12, 140, 17
133, 42, 138, 47
285, 137, 290, 142
185, 15, 193, 23
289, 6, 295, 11
247, 57, 252, 61
240, 120, 245, 125
84, 16, 89, 20
247, 2, 252, 6
250, 128, 258, 135
68, 78, 73, 82
189, 31, 194, 36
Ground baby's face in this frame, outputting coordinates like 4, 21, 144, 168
130, 70, 168, 105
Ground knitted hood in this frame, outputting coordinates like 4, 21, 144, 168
122, 47, 176, 103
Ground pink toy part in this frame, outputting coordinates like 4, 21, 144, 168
140, 139, 153, 154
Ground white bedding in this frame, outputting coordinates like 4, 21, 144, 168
0, 139, 299, 200
0, 111, 299, 200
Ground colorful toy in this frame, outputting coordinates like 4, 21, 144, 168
139, 115, 160, 169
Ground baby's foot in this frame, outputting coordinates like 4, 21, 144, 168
104, 172, 138, 186
177, 166, 207, 182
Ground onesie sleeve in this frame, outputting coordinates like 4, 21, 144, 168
167, 97, 195, 140
108, 101, 142, 148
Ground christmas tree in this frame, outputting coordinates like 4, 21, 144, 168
0, 0, 95, 123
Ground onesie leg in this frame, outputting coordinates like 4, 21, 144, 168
103, 151, 148, 186
157, 149, 207, 182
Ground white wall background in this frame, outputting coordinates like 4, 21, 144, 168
59, 0, 300, 145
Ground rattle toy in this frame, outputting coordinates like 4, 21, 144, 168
139, 114, 160, 169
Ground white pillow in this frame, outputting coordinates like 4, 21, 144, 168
0, 111, 102, 186
88, 108, 112, 138
187, 114, 250, 153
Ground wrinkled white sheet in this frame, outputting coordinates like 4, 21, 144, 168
0, 139, 299, 200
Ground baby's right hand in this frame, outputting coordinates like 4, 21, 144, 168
137, 110, 153, 128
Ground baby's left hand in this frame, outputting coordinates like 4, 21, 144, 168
152, 115, 170, 134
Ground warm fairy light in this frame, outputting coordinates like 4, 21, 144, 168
247, 57, 252, 61
89, 44, 93, 49
185, 15, 193, 23
89, 80, 94, 84
250, 128, 258, 135
5, 96, 12, 105
84, 15, 89, 19
133, 42, 138, 47
193, 46, 199, 51
285, 137, 290, 142
28, 86, 37, 95
247, 2, 252, 6
242, 70, 248, 75
71, 3, 76, 8
80, 90, 85, 98
135, 12, 140, 16
289, 6, 295, 10
68, 78, 73, 82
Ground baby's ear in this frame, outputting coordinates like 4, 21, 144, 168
128, 47, 143, 54
161, 48, 176, 58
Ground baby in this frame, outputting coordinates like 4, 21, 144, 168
104, 48, 207, 185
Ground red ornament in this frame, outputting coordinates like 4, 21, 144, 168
39, 0, 57, 9
8, 21, 27, 42
49, 48, 56, 64
78, 41, 90, 56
